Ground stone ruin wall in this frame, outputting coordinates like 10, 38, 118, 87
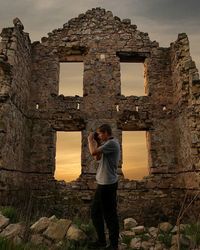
0, 23, 33, 190
0, 8, 199, 224
170, 35, 200, 188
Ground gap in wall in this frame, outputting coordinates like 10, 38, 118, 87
59, 63, 83, 96
122, 131, 148, 180
120, 63, 145, 96
55, 131, 81, 182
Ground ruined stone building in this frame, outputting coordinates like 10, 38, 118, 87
0, 8, 199, 223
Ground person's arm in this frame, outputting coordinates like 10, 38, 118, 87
88, 132, 102, 160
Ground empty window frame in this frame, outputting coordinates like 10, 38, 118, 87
120, 63, 145, 96
59, 63, 83, 96
122, 131, 148, 180
55, 131, 81, 182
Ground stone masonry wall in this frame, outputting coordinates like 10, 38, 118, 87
28, 43, 59, 176
0, 8, 199, 222
29, 7, 179, 179
170, 33, 200, 189
144, 47, 177, 174
0, 19, 33, 194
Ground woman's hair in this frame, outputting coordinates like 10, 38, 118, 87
98, 124, 112, 135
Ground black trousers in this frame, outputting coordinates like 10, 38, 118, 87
91, 182, 119, 247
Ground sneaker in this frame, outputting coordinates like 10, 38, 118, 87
88, 240, 107, 249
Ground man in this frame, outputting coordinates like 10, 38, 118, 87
88, 124, 120, 250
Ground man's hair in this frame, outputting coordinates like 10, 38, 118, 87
98, 124, 112, 135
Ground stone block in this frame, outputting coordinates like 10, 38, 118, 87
124, 218, 138, 230
130, 237, 141, 249
43, 218, 72, 241
131, 225, 145, 234
0, 223, 24, 239
30, 217, 51, 233
158, 222, 173, 233
0, 215, 9, 231
66, 224, 87, 241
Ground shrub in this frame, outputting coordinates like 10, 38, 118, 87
158, 232, 172, 248
80, 221, 96, 240
121, 234, 133, 246
0, 206, 18, 223
138, 233, 150, 241
184, 223, 200, 248
0, 236, 48, 250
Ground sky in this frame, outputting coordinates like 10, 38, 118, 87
0, 0, 199, 181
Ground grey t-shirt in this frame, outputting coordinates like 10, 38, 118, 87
96, 138, 120, 185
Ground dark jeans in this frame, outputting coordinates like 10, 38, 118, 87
91, 182, 119, 247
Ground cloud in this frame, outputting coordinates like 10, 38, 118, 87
0, 0, 95, 40
0, 0, 199, 48
133, 0, 200, 24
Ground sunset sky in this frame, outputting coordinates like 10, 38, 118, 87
0, 0, 199, 181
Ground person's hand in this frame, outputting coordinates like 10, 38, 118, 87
88, 131, 94, 141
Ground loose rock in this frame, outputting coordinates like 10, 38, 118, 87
124, 218, 138, 230
66, 224, 87, 241
43, 218, 72, 241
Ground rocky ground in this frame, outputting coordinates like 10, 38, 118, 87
0, 210, 198, 249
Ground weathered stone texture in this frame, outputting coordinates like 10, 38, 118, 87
0, 8, 199, 222
0, 21, 33, 189
170, 33, 200, 188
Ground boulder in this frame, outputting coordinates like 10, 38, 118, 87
130, 237, 141, 249
30, 234, 52, 247
148, 226, 158, 238
43, 218, 72, 241
154, 242, 166, 250
141, 240, 154, 250
131, 225, 145, 234
124, 218, 138, 230
121, 230, 135, 237
0, 214, 9, 231
49, 215, 58, 222
30, 217, 51, 233
159, 222, 173, 233
30, 234, 44, 245
66, 224, 87, 241
0, 223, 24, 239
